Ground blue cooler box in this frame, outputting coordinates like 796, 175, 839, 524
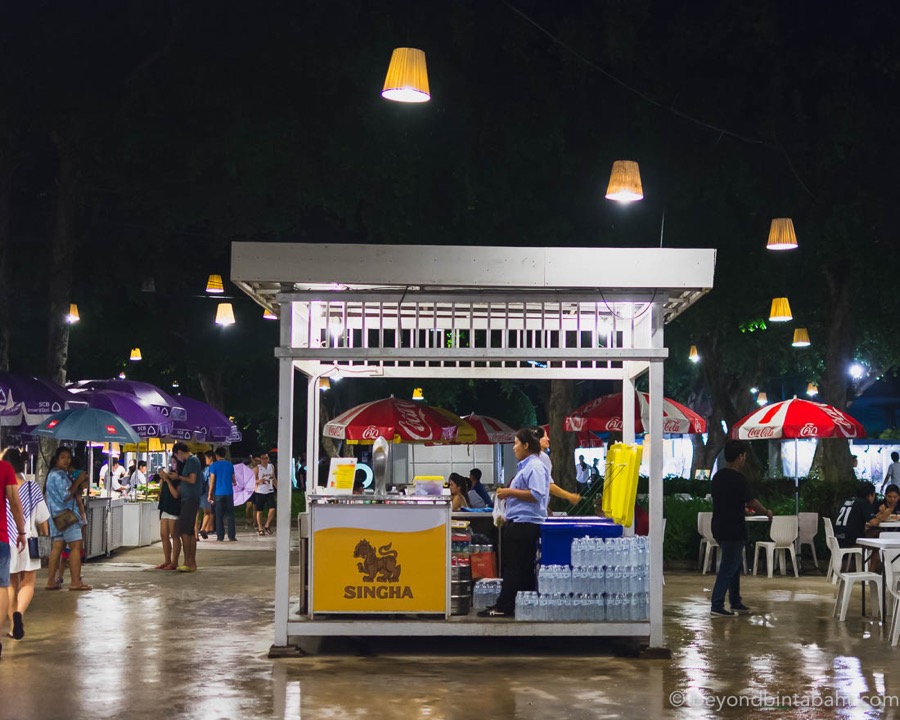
540, 520, 623, 566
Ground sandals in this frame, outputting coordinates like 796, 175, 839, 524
265, 527, 273, 535
69, 584, 93, 591
258, 530, 265, 536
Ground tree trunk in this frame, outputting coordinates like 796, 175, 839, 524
46, 132, 79, 386
548, 379, 577, 494
0, 139, 14, 372
198, 369, 225, 411
813, 261, 856, 483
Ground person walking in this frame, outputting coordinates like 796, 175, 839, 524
479, 428, 550, 618
155, 467, 181, 570
710, 440, 772, 617
575, 455, 591, 494
208, 447, 237, 542
3, 448, 50, 641
169, 443, 202, 572
197, 451, 214, 540
0, 453, 27, 655
883, 452, 900, 493
254, 452, 277, 536
45, 447, 91, 592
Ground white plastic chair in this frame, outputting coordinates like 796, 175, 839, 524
753, 516, 799, 578
884, 553, 900, 646
697, 512, 718, 574
829, 534, 883, 621
798, 512, 820, 569
823, 517, 862, 583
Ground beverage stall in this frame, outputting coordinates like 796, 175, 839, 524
231, 241, 716, 653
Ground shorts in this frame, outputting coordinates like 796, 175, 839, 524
160, 511, 179, 521
51, 519, 85, 545
255, 492, 275, 512
199, 494, 211, 511
176, 498, 200, 536
0, 543, 10, 588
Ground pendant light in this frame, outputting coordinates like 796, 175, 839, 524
806, 383, 818, 397
66, 304, 80, 324
206, 274, 225, 294
382, 48, 430, 103
412, 387, 424, 401
792, 328, 811, 347
689, 345, 700, 363
605, 161, 643, 203
319, 378, 331, 391
756, 392, 768, 406
769, 297, 793, 322
215, 303, 236, 326
129, 348, 142, 362
766, 218, 798, 251
263, 309, 277, 320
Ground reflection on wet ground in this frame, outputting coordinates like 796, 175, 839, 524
1, 532, 898, 719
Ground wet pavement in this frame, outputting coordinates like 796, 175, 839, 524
2, 532, 899, 719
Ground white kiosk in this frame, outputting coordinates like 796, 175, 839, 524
231, 242, 716, 653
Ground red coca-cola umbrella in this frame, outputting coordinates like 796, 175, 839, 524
564, 391, 706, 435
731, 397, 866, 516
730, 397, 866, 441
323, 397, 460, 444
460, 414, 516, 444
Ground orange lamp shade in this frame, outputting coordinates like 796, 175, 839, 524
215, 303, 236, 326
806, 383, 818, 397
382, 48, 430, 103
766, 218, 798, 251
263, 309, 277, 320
792, 328, 810, 347
605, 161, 643, 203
129, 348, 142, 361
769, 297, 793, 322
689, 345, 700, 363
756, 392, 768, 405
206, 274, 225, 294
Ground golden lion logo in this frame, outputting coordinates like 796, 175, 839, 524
353, 539, 402, 583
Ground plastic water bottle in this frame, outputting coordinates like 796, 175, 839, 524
538, 592, 551, 621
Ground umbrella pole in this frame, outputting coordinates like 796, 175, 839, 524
106, 441, 113, 558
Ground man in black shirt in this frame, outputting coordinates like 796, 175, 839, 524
710, 440, 773, 617
834, 482, 877, 571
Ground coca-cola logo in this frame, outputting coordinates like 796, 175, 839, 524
566, 418, 585, 432
323, 425, 344, 439
747, 427, 776, 439
361, 426, 381, 440
799, 423, 818, 438
395, 401, 433, 441
663, 420, 682, 433
820, 405, 858, 438
605, 418, 623, 431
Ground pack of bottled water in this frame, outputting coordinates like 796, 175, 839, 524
515, 536, 651, 622
473, 578, 503, 610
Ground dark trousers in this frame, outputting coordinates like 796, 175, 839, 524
711, 541, 744, 609
495, 521, 541, 613
214, 495, 236, 541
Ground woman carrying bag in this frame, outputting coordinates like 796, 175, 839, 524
2, 448, 50, 641
478, 428, 550, 618
45, 447, 91, 592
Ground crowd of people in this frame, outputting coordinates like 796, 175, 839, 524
0, 442, 280, 657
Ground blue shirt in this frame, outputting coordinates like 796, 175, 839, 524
505, 454, 550, 524
209, 459, 235, 496
179, 455, 204, 500
46, 468, 80, 519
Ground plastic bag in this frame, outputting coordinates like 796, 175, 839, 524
493, 497, 506, 527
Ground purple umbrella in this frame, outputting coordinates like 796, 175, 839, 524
174, 395, 242, 444
72, 390, 174, 438
69, 379, 187, 421
0, 372, 88, 428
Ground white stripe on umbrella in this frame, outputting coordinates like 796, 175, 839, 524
731, 398, 865, 440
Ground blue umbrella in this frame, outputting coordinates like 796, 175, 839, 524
33, 407, 141, 445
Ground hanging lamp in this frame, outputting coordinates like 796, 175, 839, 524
382, 48, 431, 103
129, 348, 142, 362
806, 383, 818, 397
206, 274, 225, 294
319, 378, 331, 391
605, 161, 644, 203
689, 345, 700, 363
215, 303, 236, 326
769, 297, 793, 322
792, 328, 811, 347
412, 387, 424, 400
66, 303, 80, 324
756, 392, 768, 405
263, 309, 277, 320
766, 218, 798, 251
